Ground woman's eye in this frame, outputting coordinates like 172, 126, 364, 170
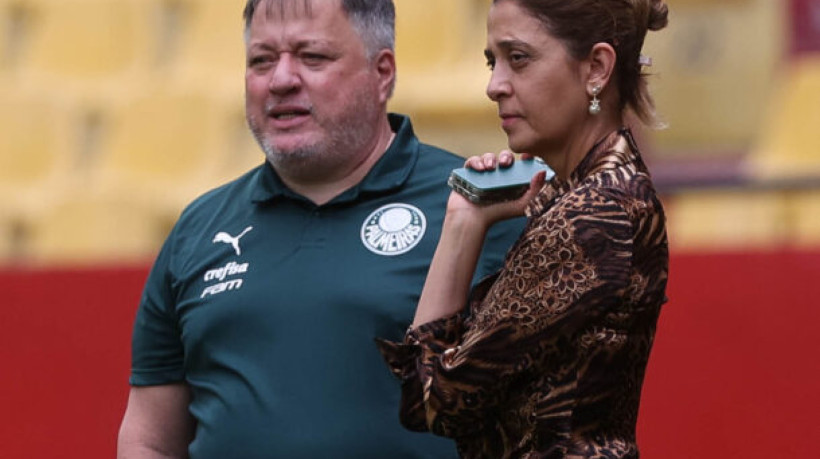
510, 53, 528, 64
485, 58, 496, 70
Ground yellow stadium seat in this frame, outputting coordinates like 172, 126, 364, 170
95, 87, 234, 213
0, 215, 20, 264
783, 190, 820, 248
20, 0, 149, 81
0, 91, 61, 184
391, 0, 491, 112
390, 0, 506, 156
0, 0, 28, 73
26, 192, 168, 265
394, 0, 483, 69
641, 0, 785, 154
665, 190, 787, 251
206, 104, 266, 185
748, 56, 820, 178
168, 0, 246, 92
0, 88, 71, 214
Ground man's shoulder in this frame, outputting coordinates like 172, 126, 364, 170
178, 165, 264, 223
415, 141, 464, 167
408, 141, 466, 187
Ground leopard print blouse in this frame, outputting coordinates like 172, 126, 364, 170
378, 129, 669, 458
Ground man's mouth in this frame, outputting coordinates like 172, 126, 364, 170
267, 105, 312, 120
273, 112, 303, 120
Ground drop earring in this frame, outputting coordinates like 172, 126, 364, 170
588, 85, 602, 115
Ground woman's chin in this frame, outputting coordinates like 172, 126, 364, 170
505, 138, 533, 155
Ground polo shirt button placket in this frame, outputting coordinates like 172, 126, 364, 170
304, 208, 328, 248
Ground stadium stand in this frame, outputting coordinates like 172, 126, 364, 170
0, 0, 28, 71
0, 88, 67, 204
786, 190, 820, 247
748, 55, 820, 178
0, 86, 74, 245
168, 0, 247, 90
666, 189, 787, 250
18, 0, 146, 81
25, 191, 168, 265
0, 216, 15, 261
641, 0, 785, 155
0, 0, 818, 258
94, 87, 229, 213
389, 0, 510, 156
2, 2, 820, 459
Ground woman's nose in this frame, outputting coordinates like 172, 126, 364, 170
486, 69, 511, 101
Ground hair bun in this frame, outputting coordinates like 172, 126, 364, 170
647, 0, 669, 31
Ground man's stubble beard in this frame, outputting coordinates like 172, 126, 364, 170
247, 85, 382, 182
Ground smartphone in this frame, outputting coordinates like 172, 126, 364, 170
447, 157, 554, 205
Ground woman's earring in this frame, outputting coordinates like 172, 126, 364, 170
589, 85, 602, 115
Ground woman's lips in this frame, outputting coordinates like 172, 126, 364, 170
499, 113, 522, 130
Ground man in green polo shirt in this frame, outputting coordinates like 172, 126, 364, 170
117, 0, 523, 457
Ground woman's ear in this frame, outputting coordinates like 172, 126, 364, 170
585, 42, 616, 94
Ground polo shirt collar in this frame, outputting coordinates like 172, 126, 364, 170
250, 113, 418, 205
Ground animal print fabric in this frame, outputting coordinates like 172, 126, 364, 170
378, 129, 669, 458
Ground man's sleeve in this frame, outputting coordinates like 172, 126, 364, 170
129, 231, 186, 386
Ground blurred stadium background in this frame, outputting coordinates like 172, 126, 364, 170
1, 0, 818, 457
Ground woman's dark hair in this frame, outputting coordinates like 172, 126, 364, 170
498, 0, 669, 125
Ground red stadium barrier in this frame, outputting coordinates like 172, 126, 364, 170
791, 0, 820, 54
1, 251, 818, 458
0, 266, 145, 458
638, 250, 820, 458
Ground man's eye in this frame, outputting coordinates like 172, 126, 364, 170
249, 56, 273, 67
485, 58, 495, 70
302, 53, 328, 64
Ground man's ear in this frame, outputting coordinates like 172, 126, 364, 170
584, 42, 616, 94
374, 49, 397, 103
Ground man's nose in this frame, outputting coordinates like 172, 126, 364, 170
268, 54, 301, 94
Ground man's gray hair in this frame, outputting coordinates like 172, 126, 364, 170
243, 0, 395, 59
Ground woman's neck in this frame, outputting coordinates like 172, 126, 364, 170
541, 114, 622, 181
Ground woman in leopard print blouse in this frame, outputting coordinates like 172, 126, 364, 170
378, 0, 670, 457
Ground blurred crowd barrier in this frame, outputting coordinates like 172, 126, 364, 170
2, 0, 820, 266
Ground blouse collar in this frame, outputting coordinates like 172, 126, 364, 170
526, 128, 640, 217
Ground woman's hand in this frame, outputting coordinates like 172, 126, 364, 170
447, 151, 546, 228
463, 150, 534, 171
413, 151, 544, 327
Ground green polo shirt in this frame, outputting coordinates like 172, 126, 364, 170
130, 114, 524, 458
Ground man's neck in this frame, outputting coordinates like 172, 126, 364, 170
278, 122, 396, 206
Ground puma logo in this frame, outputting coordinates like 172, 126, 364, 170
212, 226, 253, 256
